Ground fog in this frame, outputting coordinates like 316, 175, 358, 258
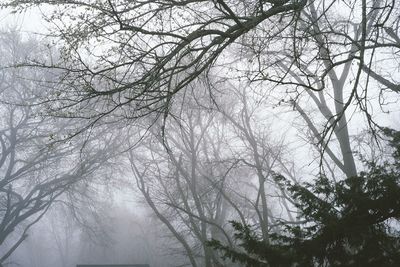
1, 1, 400, 267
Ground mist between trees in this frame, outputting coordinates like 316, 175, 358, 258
0, 0, 399, 266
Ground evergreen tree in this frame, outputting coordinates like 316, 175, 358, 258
209, 129, 400, 267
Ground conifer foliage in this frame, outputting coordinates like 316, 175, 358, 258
209, 129, 400, 267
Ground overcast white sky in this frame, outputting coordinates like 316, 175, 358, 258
0, 7, 48, 35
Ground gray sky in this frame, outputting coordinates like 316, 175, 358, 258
0, 7, 48, 35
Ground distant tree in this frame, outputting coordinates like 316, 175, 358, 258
128, 83, 299, 267
209, 128, 400, 267
0, 31, 117, 266
129, 90, 236, 267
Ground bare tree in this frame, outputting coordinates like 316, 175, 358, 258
1, 0, 307, 127
126, 83, 297, 266
227, 0, 400, 180
129, 106, 232, 266
1, 1, 397, 162
0, 31, 117, 266
214, 84, 300, 242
